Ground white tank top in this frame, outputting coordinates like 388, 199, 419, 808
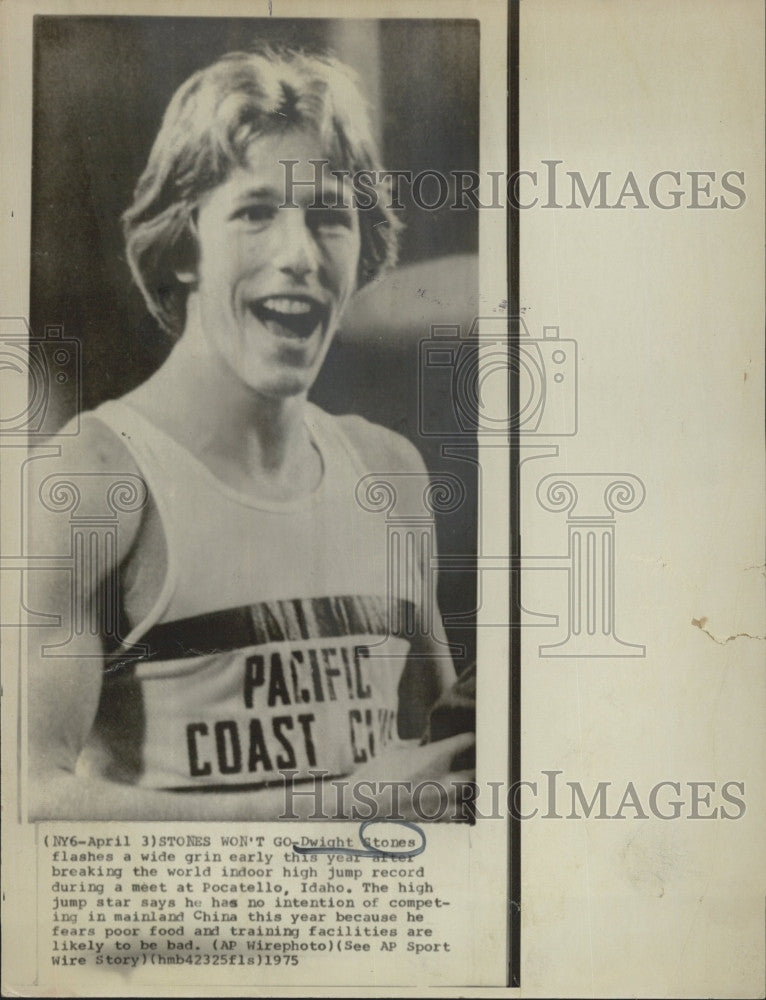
77, 399, 414, 791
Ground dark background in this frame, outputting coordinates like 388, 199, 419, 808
31, 16, 480, 671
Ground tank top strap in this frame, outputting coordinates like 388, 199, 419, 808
304, 403, 374, 480
86, 398, 215, 491
83, 398, 191, 530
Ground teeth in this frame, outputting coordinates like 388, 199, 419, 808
260, 297, 314, 315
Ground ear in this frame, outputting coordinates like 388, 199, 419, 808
173, 215, 199, 285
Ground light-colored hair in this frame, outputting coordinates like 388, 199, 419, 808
122, 47, 401, 336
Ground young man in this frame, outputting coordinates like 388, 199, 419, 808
28, 48, 473, 820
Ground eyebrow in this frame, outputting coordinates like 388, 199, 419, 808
232, 180, 356, 210
232, 186, 282, 202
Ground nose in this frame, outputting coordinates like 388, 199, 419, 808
273, 210, 319, 283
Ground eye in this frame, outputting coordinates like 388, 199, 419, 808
232, 204, 276, 226
306, 207, 355, 232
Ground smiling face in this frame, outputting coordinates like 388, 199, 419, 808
185, 130, 361, 399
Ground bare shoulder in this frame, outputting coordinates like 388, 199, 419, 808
27, 412, 146, 559
40, 408, 142, 465
336, 413, 427, 475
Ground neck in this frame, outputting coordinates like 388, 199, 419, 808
129, 326, 317, 488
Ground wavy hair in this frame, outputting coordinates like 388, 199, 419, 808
122, 47, 401, 336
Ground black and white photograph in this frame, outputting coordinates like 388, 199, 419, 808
2, 0, 764, 996
25, 15, 483, 821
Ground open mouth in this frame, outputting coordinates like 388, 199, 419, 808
248, 295, 329, 340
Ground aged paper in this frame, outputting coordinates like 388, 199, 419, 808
1, 0, 764, 996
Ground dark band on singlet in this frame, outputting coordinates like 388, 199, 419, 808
105, 594, 417, 671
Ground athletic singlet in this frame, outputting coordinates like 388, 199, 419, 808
76, 399, 416, 791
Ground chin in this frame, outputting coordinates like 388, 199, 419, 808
248, 371, 315, 399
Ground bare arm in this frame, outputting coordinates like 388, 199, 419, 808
25, 423, 337, 822
27, 416, 468, 821
338, 415, 465, 736
28, 649, 329, 822
29, 632, 468, 823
